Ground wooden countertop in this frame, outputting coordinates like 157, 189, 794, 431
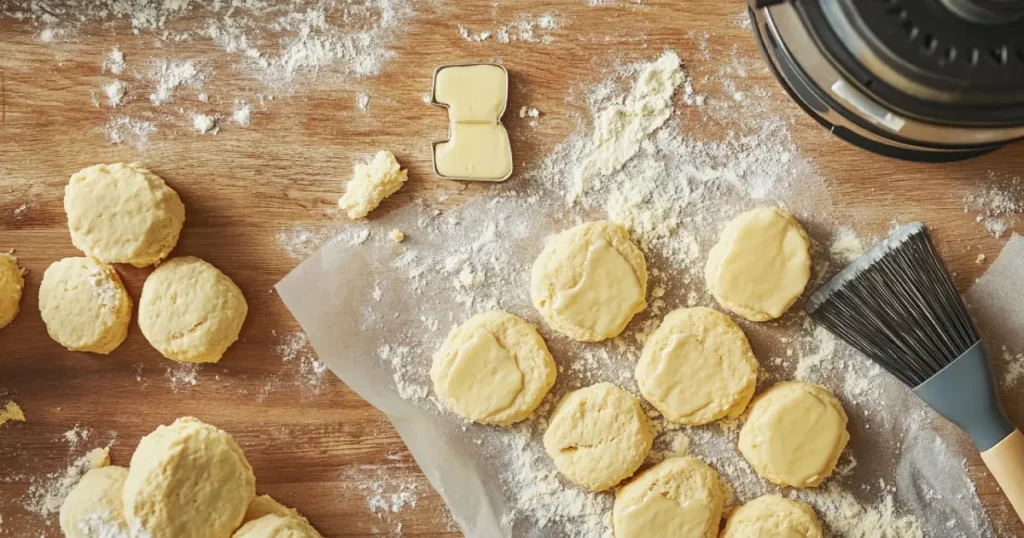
2, 1, 1023, 536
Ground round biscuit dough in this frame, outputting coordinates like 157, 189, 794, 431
739, 381, 850, 488
123, 416, 256, 538
59, 465, 130, 538
531, 221, 647, 342
636, 307, 758, 425
543, 382, 653, 491
612, 457, 726, 538
65, 163, 185, 267
431, 310, 557, 425
233, 495, 323, 538
138, 257, 248, 363
721, 494, 823, 538
705, 207, 811, 321
38, 257, 132, 354
0, 253, 25, 330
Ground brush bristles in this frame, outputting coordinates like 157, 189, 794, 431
807, 223, 979, 387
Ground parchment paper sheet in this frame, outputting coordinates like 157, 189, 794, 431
277, 195, 1021, 537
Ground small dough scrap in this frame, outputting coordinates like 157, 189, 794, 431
739, 381, 850, 488
433, 64, 507, 122
60, 466, 130, 538
434, 123, 512, 180
388, 229, 405, 243
234, 495, 323, 538
612, 457, 726, 538
39, 257, 132, 354
338, 150, 408, 220
721, 494, 823, 538
431, 311, 556, 425
123, 417, 256, 538
0, 252, 25, 329
531, 221, 647, 342
138, 257, 248, 363
636, 307, 758, 425
705, 207, 811, 321
0, 401, 26, 428
64, 163, 185, 267
543, 382, 653, 491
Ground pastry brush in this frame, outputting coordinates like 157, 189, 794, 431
806, 222, 1024, 522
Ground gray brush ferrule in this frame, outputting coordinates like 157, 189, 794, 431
914, 342, 1014, 451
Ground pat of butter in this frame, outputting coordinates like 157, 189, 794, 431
434, 123, 512, 180
434, 64, 508, 122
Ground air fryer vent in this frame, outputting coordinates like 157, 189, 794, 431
854, 0, 1024, 88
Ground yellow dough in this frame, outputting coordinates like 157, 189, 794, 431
123, 417, 256, 538
431, 310, 556, 425
233, 495, 323, 538
705, 207, 811, 321
64, 163, 185, 267
338, 150, 408, 220
636, 307, 758, 425
138, 257, 248, 363
531, 221, 647, 342
59, 466, 130, 538
0, 252, 24, 330
738, 381, 850, 488
721, 494, 823, 538
543, 382, 653, 491
612, 457, 725, 538
38, 257, 132, 354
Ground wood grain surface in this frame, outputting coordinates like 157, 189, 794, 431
1, 1, 1023, 536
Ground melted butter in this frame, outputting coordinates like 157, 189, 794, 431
648, 334, 724, 416
434, 64, 507, 122
553, 240, 641, 336
619, 491, 711, 538
445, 328, 523, 418
761, 389, 844, 484
434, 123, 512, 180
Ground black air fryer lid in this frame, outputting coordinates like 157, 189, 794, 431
761, 0, 1024, 126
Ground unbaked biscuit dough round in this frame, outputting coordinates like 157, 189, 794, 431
636, 307, 758, 425
721, 494, 823, 538
138, 257, 248, 363
234, 496, 323, 538
612, 457, 725, 538
739, 381, 850, 488
38, 257, 132, 354
123, 416, 256, 538
531, 221, 647, 342
0, 253, 24, 330
431, 310, 557, 425
60, 465, 130, 538
543, 382, 653, 491
705, 207, 811, 321
65, 163, 185, 267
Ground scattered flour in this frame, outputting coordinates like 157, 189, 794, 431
805, 483, 923, 538
62, 425, 92, 450
378, 344, 427, 401
830, 226, 866, 263
103, 47, 125, 75
24, 447, 110, 523
192, 113, 218, 134
104, 80, 127, 107
964, 173, 1022, 238
459, 13, 562, 45
232, 101, 252, 126
149, 59, 206, 106
12, 203, 30, 218
104, 116, 156, 148
999, 345, 1024, 390
166, 362, 200, 390
271, 330, 330, 394
356, 92, 371, 111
